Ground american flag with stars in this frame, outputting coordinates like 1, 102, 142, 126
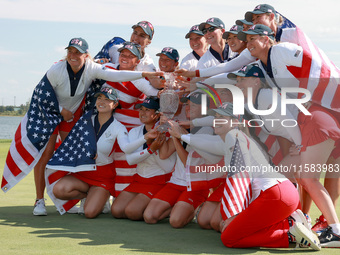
1, 75, 62, 192
46, 78, 101, 171
220, 138, 253, 220
94, 37, 125, 60
44, 81, 103, 214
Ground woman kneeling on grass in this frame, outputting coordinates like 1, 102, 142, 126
52, 87, 156, 218
111, 97, 176, 220
178, 102, 321, 250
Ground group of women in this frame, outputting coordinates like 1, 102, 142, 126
175, 3, 340, 249
4, 2, 340, 251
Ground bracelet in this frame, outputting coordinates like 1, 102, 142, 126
147, 147, 154, 154
195, 69, 200, 77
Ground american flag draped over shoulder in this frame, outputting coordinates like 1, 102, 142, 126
45, 81, 102, 214
94, 37, 126, 60
255, 13, 339, 167
1, 75, 62, 192
278, 13, 340, 111
220, 138, 253, 220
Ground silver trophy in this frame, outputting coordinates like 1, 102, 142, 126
158, 73, 179, 132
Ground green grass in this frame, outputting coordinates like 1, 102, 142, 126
0, 140, 338, 254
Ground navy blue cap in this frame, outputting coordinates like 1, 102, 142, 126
95, 86, 119, 101
199, 17, 225, 31
135, 97, 160, 110
208, 102, 243, 121
237, 24, 275, 42
132, 21, 154, 40
235, 19, 253, 26
118, 41, 142, 59
65, 37, 88, 53
185, 24, 204, 39
156, 47, 179, 62
222, 25, 243, 39
245, 4, 277, 22
180, 90, 210, 105
227, 64, 264, 80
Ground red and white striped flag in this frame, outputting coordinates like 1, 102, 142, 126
220, 138, 253, 220
284, 26, 340, 111
1, 75, 62, 192
104, 66, 150, 194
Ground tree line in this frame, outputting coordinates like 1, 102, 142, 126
0, 102, 30, 116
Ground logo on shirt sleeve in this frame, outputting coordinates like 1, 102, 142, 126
294, 50, 301, 57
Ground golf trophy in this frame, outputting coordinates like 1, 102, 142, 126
158, 73, 179, 132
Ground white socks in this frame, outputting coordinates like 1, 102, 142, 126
329, 223, 340, 235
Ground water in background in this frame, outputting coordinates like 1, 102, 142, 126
0, 116, 23, 139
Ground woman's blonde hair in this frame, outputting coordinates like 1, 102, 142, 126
265, 12, 284, 27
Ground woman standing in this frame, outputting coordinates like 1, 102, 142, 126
196, 17, 231, 69
176, 3, 339, 89
222, 25, 247, 58
95, 21, 156, 72
180, 24, 208, 71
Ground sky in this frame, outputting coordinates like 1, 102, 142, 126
0, 0, 339, 106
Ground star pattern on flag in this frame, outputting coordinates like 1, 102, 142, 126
26, 76, 62, 150
47, 81, 102, 169
56, 120, 91, 162
94, 37, 126, 60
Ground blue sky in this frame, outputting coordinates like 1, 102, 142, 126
1, 0, 339, 106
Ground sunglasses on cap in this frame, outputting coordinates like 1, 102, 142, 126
202, 26, 220, 35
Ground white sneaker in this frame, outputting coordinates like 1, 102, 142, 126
290, 209, 310, 230
33, 199, 47, 216
289, 222, 321, 251
78, 198, 85, 215
102, 198, 111, 214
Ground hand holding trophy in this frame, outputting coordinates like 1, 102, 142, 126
158, 73, 179, 132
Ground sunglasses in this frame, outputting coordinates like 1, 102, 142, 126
202, 26, 220, 35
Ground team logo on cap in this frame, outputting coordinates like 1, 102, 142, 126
249, 25, 256, 31
139, 21, 154, 31
144, 99, 151, 104
162, 47, 173, 53
240, 65, 247, 72
230, 25, 238, 31
220, 102, 229, 109
125, 44, 133, 50
191, 25, 199, 31
254, 5, 261, 10
101, 87, 113, 94
70, 38, 83, 46
207, 18, 215, 23
139, 23, 148, 29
